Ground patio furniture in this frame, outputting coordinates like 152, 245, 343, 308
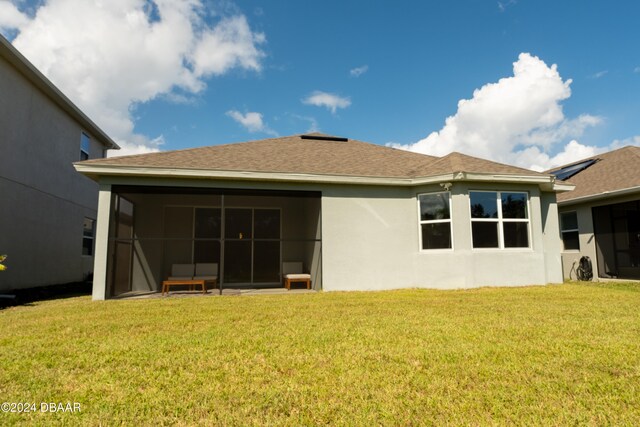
162, 263, 206, 295
168, 263, 194, 280
162, 279, 206, 295
282, 262, 311, 290
194, 263, 218, 287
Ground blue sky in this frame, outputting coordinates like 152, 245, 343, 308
1, 0, 639, 169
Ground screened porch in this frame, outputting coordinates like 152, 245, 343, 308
105, 186, 322, 298
593, 199, 640, 280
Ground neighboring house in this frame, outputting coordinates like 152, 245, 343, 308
0, 35, 119, 291
549, 146, 640, 280
75, 133, 572, 300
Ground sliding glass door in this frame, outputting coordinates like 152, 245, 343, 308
224, 208, 253, 283
193, 208, 222, 266
223, 208, 281, 284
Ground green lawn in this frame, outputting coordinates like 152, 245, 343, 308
1, 282, 640, 426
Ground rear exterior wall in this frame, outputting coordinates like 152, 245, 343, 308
321, 182, 562, 290
90, 177, 563, 298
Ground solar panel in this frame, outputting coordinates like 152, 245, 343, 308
550, 159, 597, 181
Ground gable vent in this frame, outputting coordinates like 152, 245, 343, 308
300, 134, 348, 142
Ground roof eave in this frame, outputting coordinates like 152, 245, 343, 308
432, 171, 569, 192
74, 164, 422, 185
74, 164, 564, 190
558, 185, 640, 206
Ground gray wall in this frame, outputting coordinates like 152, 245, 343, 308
0, 53, 105, 290
91, 176, 564, 298
558, 192, 640, 280
322, 181, 563, 291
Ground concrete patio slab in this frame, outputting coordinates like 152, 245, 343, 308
115, 287, 317, 300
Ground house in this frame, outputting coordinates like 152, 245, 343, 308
0, 35, 119, 292
549, 146, 640, 280
74, 133, 572, 300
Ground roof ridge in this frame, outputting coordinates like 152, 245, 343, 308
418, 153, 453, 169
625, 145, 640, 159
83, 134, 299, 163
449, 151, 545, 175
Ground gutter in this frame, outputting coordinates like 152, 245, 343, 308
558, 185, 640, 206
74, 164, 570, 192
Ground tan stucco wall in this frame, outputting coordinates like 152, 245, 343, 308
0, 53, 106, 291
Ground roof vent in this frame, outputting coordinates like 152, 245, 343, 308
300, 134, 348, 142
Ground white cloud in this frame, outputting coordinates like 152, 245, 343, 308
191, 15, 265, 77
389, 53, 605, 171
610, 135, 640, 150
634, 66, 640, 73
2, 0, 266, 156
302, 91, 351, 114
589, 70, 608, 79
497, 0, 517, 12
117, 135, 166, 157
226, 110, 277, 135
517, 114, 603, 150
289, 114, 320, 133
350, 65, 368, 77
0, 1, 29, 32
513, 140, 602, 172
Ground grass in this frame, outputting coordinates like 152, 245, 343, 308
1, 282, 640, 425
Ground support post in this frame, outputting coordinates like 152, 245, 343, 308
92, 184, 112, 300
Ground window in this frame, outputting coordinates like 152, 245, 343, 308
82, 218, 95, 256
80, 132, 90, 160
418, 192, 452, 250
470, 191, 530, 249
560, 211, 579, 250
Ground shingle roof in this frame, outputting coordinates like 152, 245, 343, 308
79, 133, 550, 181
548, 146, 640, 203
412, 151, 541, 177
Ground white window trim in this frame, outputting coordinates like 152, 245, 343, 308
469, 190, 532, 251
417, 191, 454, 252
560, 211, 580, 252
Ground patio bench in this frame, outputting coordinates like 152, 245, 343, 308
161, 279, 206, 295
283, 261, 311, 290
162, 263, 218, 296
